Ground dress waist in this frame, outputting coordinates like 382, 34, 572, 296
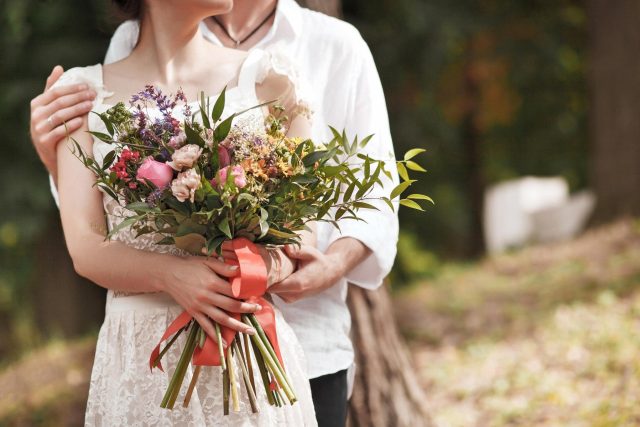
105, 291, 181, 314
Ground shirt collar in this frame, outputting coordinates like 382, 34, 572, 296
200, 0, 303, 48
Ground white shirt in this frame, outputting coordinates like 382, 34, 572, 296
74, 0, 399, 380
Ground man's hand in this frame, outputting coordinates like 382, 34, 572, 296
269, 238, 371, 303
30, 65, 96, 181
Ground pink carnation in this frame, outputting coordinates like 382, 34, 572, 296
168, 144, 202, 171
213, 165, 247, 189
136, 157, 174, 188
171, 168, 202, 202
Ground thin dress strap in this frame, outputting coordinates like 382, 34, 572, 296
237, 49, 268, 101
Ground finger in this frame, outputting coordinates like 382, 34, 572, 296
45, 65, 64, 91
41, 117, 84, 147
204, 306, 256, 335
284, 244, 319, 261
36, 84, 90, 110
202, 257, 239, 278
221, 250, 237, 260
35, 98, 94, 133
193, 312, 226, 346
198, 292, 261, 313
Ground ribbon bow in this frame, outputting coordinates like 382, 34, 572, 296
149, 237, 284, 370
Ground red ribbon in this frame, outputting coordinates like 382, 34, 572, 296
149, 237, 284, 371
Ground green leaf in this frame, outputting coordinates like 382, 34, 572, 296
302, 150, 328, 168
404, 148, 426, 161
359, 134, 374, 148
267, 228, 298, 239
343, 181, 357, 202
101, 150, 117, 170
399, 199, 425, 211
407, 194, 434, 204
185, 124, 206, 147
125, 201, 154, 212
397, 162, 410, 181
352, 201, 379, 210
390, 180, 415, 200
406, 160, 427, 172
176, 220, 207, 237
217, 217, 232, 239
211, 87, 226, 122
92, 112, 115, 136
88, 131, 114, 143
205, 235, 226, 256
214, 114, 235, 142
156, 236, 175, 245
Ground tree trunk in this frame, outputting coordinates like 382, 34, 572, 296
587, 0, 640, 222
294, 1, 434, 425
348, 284, 434, 427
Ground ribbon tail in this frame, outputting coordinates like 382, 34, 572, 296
149, 310, 193, 372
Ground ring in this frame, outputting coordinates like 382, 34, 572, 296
47, 116, 54, 127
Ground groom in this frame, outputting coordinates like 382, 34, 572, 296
29, 1, 398, 426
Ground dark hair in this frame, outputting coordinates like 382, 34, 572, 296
112, 0, 142, 20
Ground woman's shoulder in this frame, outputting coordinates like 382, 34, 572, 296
51, 64, 104, 90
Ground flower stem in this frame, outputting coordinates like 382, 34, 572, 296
161, 322, 199, 409
152, 325, 185, 368
182, 365, 201, 407
250, 335, 275, 406
233, 337, 259, 413
227, 345, 240, 412
215, 322, 226, 370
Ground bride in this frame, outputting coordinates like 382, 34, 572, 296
53, 0, 317, 425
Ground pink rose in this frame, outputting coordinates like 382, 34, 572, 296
212, 165, 247, 189
171, 168, 202, 202
218, 146, 231, 168
168, 144, 203, 171
136, 157, 174, 188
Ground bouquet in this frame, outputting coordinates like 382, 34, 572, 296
73, 85, 430, 413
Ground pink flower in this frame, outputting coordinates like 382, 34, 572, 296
218, 146, 231, 168
168, 144, 202, 171
213, 165, 247, 189
171, 168, 202, 202
167, 131, 187, 149
136, 157, 174, 188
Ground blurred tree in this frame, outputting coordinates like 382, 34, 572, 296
587, 0, 640, 222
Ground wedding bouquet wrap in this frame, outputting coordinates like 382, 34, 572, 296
73, 85, 430, 413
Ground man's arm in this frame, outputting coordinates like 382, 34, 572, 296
270, 31, 399, 301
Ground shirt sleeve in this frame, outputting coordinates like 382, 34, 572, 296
104, 20, 140, 64
326, 34, 400, 290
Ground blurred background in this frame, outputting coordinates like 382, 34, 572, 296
1, 0, 639, 425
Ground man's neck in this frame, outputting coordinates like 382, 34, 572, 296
206, 0, 278, 50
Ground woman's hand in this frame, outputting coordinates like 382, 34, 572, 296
30, 65, 97, 181
160, 256, 261, 342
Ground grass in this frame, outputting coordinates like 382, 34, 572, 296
394, 219, 640, 426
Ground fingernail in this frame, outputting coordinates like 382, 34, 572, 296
246, 327, 256, 335
217, 256, 224, 262
229, 265, 238, 271
255, 304, 262, 311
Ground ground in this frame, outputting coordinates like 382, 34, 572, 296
1, 220, 640, 426
395, 219, 640, 426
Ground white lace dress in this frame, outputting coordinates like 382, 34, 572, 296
54, 49, 317, 427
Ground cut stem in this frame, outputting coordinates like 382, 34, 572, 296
161, 322, 199, 409
182, 365, 201, 407
215, 322, 226, 370
233, 338, 259, 413
227, 345, 240, 412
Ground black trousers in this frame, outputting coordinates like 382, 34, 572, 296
309, 369, 348, 427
